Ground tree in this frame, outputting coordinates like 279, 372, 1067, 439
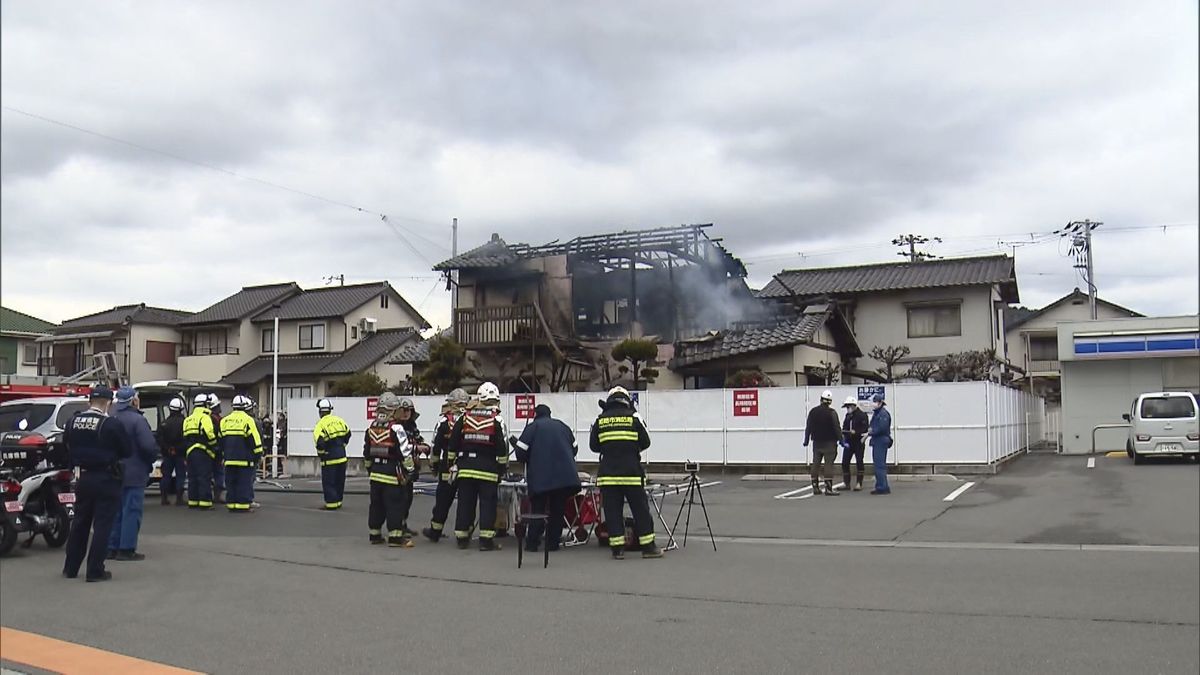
611, 338, 660, 391
416, 337, 471, 394
935, 349, 1000, 382
904, 361, 938, 382
725, 369, 775, 388
811, 359, 842, 385
327, 372, 388, 397
868, 345, 911, 383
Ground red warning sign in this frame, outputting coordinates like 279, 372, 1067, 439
366, 397, 379, 420
515, 394, 536, 419
733, 389, 759, 417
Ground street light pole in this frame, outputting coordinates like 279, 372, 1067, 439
272, 310, 280, 478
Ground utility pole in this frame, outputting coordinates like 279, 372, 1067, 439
450, 218, 459, 315
323, 274, 344, 286
892, 234, 942, 262
1062, 220, 1101, 319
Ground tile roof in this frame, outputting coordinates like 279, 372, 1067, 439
1005, 288, 1142, 332
432, 235, 520, 271
249, 282, 429, 328
57, 304, 193, 331
759, 255, 1019, 303
179, 283, 300, 326
387, 327, 453, 364
222, 328, 419, 385
671, 310, 830, 369
0, 306, 57, 335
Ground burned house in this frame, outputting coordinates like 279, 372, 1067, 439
433, 224, 758, 392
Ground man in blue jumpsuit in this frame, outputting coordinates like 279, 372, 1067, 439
62, 386, 130, 583
868, 393, 893, 495
106, 387, 159, 561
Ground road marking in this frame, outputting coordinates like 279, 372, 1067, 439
774, 482, 846, 500
713, 536, 1200, 554
0, 626, 201, 674
942, 481, 976, 502
651, 481, 722, 497
1105, 451, 1126, 458
1087, 457, 1096, 469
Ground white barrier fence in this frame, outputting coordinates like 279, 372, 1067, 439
285, 382, 1042, 467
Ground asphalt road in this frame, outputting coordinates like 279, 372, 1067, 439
0, 453, 1196, 674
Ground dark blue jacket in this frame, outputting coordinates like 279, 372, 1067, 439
869, 406, 893, 448
113, 404, 160, 487
515, 406, 581, 495
64, 408, 131, 472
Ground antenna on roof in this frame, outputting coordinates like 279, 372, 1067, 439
323, 275, 345, 286
892, 234, 942, 263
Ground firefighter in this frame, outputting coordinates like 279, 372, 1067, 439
394, 397, 425, 536
183, 394, 218, 509
591, 386, 662, 560
363, 392, 416, 547
313, 399, 351, 510
450, 382, 508, 551
220, 396, 263, 513
207, 394, 226, 505
422, 388, 470, 542
157, 398, 187, 506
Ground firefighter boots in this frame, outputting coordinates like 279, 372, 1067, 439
611, 548, 625, 560
641, 544, 664, 559
422, 527, 441, 543
823, 481, 838, 496
479, 538, 501, 552
456, 537, 470, 550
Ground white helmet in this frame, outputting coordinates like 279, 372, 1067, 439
820, 390, 834, 402
168, 398, 185, 412
207, 393, 221, 408
477, 382, 500, 403
316, 398, 333, 413
193, 393, 209, 406
232, 395, 254, 411
843, 396, 858, 407
608, 386, 630, 399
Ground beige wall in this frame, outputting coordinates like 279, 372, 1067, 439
343, 291, 426, 349
1007, 301, 1135, 373
14, 337, 40, 376
854, 286, 997, 374
128, 324, 182, 383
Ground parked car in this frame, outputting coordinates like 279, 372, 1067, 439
0, 397, 89, 437
1123, 392, 1200, 464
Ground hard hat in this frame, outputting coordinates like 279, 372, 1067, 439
316, 398, 333, 412
843, 396, 858, 407
477, 382, 500, 403
232, 395, 254, 411
193, 393, 209, 406
168, 398, 185, 412
608, 386, 630, 399
377, 392, 401, 412
606, 386, 632, 407
821, 390, 833, 401
445, 388, 470, 407
398, 397, 415, 410
207, 393, 221, 407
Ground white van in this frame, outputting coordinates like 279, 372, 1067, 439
1124, 392, 1200, 464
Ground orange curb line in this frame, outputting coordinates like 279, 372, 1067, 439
0, 626, 203, 675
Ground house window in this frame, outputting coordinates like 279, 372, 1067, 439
277, 385, 313, 402
381, 294, 389, 309
145, 340, 177, 364
351, 326, 359, 340
21, 344, 38, 366
298, 323, 325, 350
261, 328, 275, 354
192, 330, 227, 356
907, 303, 962, 338
1029, 337, 1058, 361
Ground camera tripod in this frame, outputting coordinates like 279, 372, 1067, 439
670, 466, 716, 551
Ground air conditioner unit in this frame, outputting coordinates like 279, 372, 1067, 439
359, 317, 378, 335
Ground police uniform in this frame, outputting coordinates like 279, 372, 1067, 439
220, 408, 263, 512
184, 405, 218, 509
450, 403, 508, 550
313, 413, 351, 509
62, 390, 131, 582
364, 416, 416, 546
423, 407, 461, 542
591, 395, 660, 558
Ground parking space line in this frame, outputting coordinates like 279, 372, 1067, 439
1087, 457, 1096, 469
774, 482, 846, 500
773, 486, 811, 499
942, 481, 976, 502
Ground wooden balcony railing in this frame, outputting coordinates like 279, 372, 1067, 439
455, 304, 552, 349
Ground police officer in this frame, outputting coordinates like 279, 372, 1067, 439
394, 397, 425, 536
184, 393, 218, 509
62, 386, 130, 582
220, 395, 264, 513
591, 386, 662, 560
422, 388, 469, 542
313, 398, 351, 510
157, 398, 187, 506
867, 394, 893, 495
363, 392, 415, 547
207, 394, 226, 504
450, 382, 509, 552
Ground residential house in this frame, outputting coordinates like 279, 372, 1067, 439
1005, 288, 1142, 404
221, 281, 430, 407
0, 306, 56, 376
433, 224, 757, 392
176, 283, 302, 382
758, 255, 1020, 381
34, 304, 193, 384
670, 303, 862, 388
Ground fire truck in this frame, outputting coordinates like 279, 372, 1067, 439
0, 352, 121, 403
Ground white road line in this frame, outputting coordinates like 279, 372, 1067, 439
1087, 457, 1096, 469
773, 486, 812, 499
942, 481, 977, 502
651, 481, 722, 497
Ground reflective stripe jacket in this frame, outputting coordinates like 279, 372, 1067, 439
589, 404, 651, 486
220, 410, 264, 466
430, 413, 459, 482
183, 406, 218, 459
313, 414, 351, 466
363, 420, 414, 485
449, 407, 508, 483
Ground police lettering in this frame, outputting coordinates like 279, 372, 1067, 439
72, 416, 100, 431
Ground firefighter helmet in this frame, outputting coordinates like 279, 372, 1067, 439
232, 395, 254, 411
606, 386, 632, 408
168, 398, 185, 412
316, 398, 334, 413
193, 393, 209, 406
376, 392, 401, 414
445, 388, 470, 407
398, 397, 415, 410
821, 390, 833, 402
843, 396, 858, 408
477, 382, 500, 403
207, 393, 222, 409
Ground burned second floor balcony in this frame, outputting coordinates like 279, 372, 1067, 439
454, 304, 555, 349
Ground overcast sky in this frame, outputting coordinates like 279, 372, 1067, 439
2, 1, 1197, 329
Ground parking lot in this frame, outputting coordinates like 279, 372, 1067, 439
1, 452, 1197, 674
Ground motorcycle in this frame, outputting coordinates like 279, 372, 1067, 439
0, 431, 75, 556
